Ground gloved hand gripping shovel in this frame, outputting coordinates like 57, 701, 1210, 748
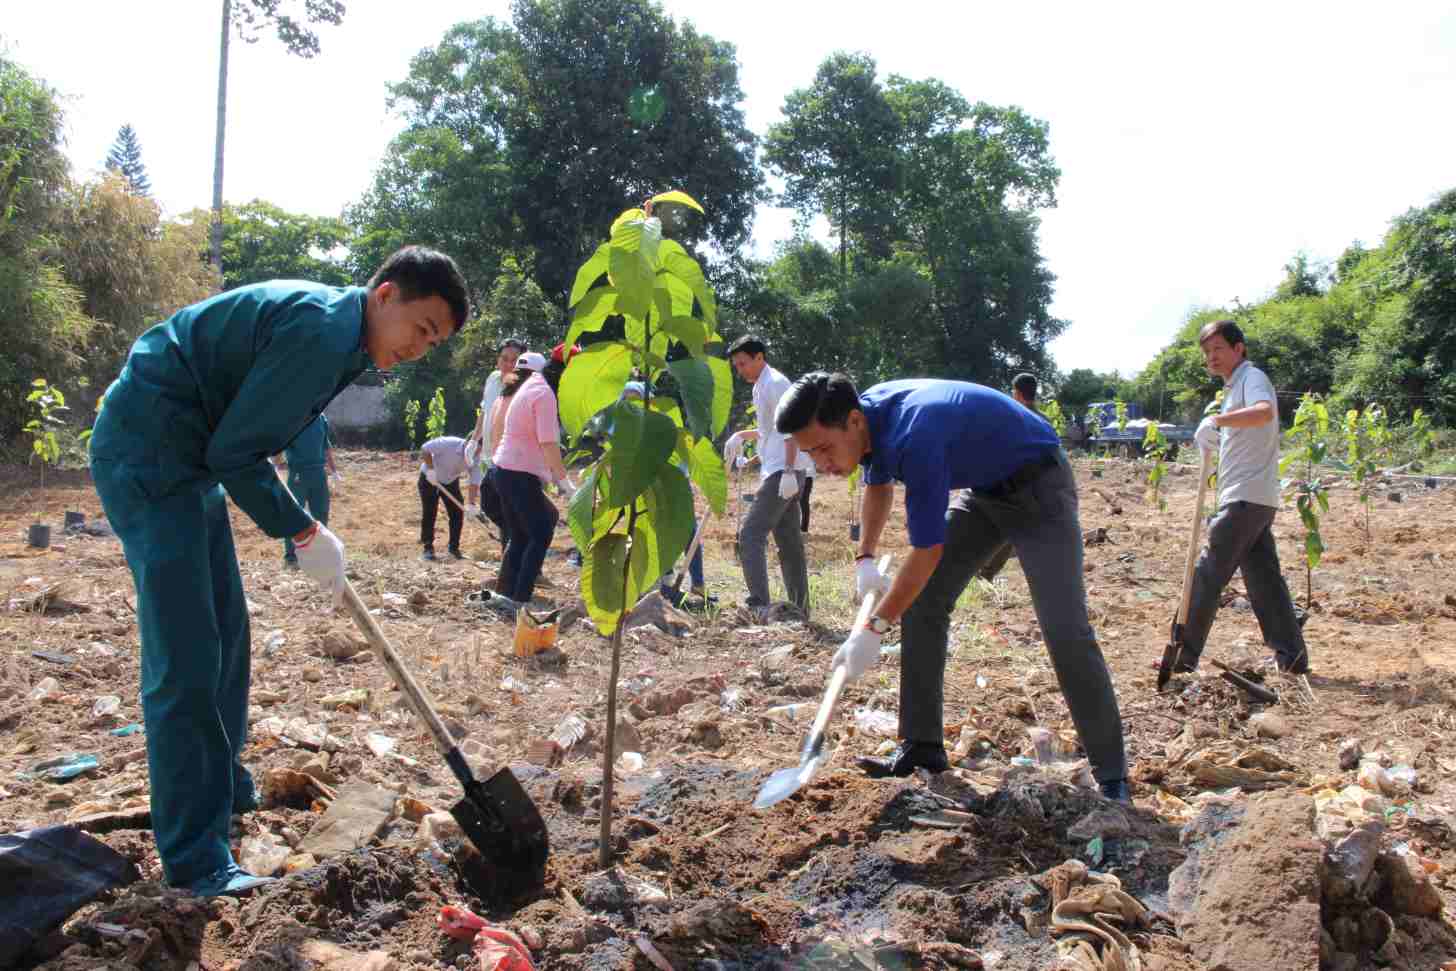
753, 554, 892, 809
661, 515, 712, 609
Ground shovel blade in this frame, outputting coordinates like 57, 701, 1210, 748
752, 753, 825, 810
1158, 617, 1185, 691
449, 767, 549, 883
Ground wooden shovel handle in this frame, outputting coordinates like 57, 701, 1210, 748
1177, 449, 1214, 626
339, 579, 458, 758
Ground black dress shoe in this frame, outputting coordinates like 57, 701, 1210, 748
1099, 778, 1131, 804
856, 741, 949, 779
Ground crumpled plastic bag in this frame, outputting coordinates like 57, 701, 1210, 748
1042, 859, 1149, 971
438, 905, 534, 971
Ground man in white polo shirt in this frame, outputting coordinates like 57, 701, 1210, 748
723, 335, 808, 615
1168, 318, 1309, 674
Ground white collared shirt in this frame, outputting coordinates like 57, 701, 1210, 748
1217, 360, 1280, 508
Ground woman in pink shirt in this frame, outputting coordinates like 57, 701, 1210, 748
490, 351, 570, 604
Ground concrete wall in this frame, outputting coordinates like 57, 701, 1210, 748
325, 383, 390, 433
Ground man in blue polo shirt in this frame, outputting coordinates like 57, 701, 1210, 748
776, 373, 1129, 802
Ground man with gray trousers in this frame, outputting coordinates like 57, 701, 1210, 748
723, 336, 808, 616
1166, 318, 1309, 675
775, 372, 1130, 802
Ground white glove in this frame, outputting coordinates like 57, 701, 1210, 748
778, 472, 800, 500
329, 470, 342, 484
1195, 415, 1220, 453
294, 524, 346, 605
464, 440, 479, 468
855, 557, 889, 601
424, 466, 439, 487
723, 431, 747, 467
832, 627, 883, 681
735, 455, 750, 470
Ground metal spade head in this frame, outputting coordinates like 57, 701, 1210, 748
753, 752, 827, 810
449, 766, 549, 884
1158, 614, 1184, 691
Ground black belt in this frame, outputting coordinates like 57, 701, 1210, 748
975, 451, 1059, 499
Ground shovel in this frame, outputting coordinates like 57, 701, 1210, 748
1159, 448, 1213, 690
339, 581, 549, 880
661, 515, 711, 609
754, 554, 892, 809
732, 467, 744, 564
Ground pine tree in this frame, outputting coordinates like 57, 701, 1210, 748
105, 124, 152, 196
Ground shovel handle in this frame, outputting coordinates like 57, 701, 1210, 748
1177, 448, 1214, 625
804, 554, 892, 755
339, 579, 461, 763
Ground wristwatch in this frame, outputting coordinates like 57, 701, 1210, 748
867, 615, 894, 636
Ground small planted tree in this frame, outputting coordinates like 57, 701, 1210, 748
24, 378, 69, 497
1142, 420, 1168, 511
403, 398, 422, 460
1410, 408, 1436, 462
1086, 409, 1105, 474
1279, 393, 1331, 609
1343, 405, 1387, 545
1040, 399, 1067, 439
557, 191, 729, 866
1114, 398, 1128, 434
426, 387, 447, 442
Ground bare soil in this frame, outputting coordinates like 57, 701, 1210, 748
2, 451, 1455, 970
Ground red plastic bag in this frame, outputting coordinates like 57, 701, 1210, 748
437, 905, 535, 971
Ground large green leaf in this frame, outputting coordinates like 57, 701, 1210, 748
650, 397, 684, 428
604, 403, 678, 507
633, 464, 696, 593
566, 467, 599, 554
659, 239, 716, 328
660, 315, 707, 358
584, 533, 629, 635
688, 434, 727, 516
707, 357, 732, 437
609, 217, 658, 320
655, 272, 695, 319
558, 342, 633, 438
563, 286, 619, 354
568, 243, 610, 309
668, 358, 714, 439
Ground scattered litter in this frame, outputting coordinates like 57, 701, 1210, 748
26, 677, 60, 702
319, 688, 371, 710
499, 675, 531, 695
853, 708, 898, 737
238, 832, 290, 877
616, 751, 645, 772
21, 753, 100, 782
108, 724, 142, 737
91, 696, 121, 719
437, 904, 536, 971
31, 650, 75, 666
365, 733, 397, 758
879, 642, 901, 658
262, 630, 286, 657
764, 702, 812, 721
975, 674, 988, 689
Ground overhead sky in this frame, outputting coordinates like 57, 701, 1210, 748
5, 2, 1454, 378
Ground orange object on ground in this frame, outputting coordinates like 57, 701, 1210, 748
512, 609, 559, 658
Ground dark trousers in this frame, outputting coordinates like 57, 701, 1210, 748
479, 467, 510, 547
418, 473, 463, 553
283, 467, 330, 561
899, 453, 1127, 784
496, 467, 559, 604
977, 542, 1014, 582
1180, 500, 1308, 669
799, 475, 814, 532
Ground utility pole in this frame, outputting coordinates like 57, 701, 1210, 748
211, 0, 230, 281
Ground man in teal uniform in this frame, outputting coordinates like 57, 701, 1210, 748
88, 246, 469, 896
281, 414, 338, 567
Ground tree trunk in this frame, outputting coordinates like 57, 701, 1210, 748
599, 502, 638, 868
838, 184, 847, 287
210, 0, 230, 281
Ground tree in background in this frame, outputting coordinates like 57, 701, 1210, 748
0, 54, 94, 440
218, 199, 350, 290
449, 260, 559, 405
764, 52, 900, 283
212, 0, 346, 274
105, 124, 152, 196
357, 0, 761, 310
53, 178, 217, 412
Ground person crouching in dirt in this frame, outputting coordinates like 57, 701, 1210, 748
88, 246, 469, 896
418, 435, 483, 561
775, 372, 1131, 803
1163, 319, 1309, 676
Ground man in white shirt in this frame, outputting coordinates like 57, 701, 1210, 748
723, 336, 808, 615
1169, 319, 1309, 674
